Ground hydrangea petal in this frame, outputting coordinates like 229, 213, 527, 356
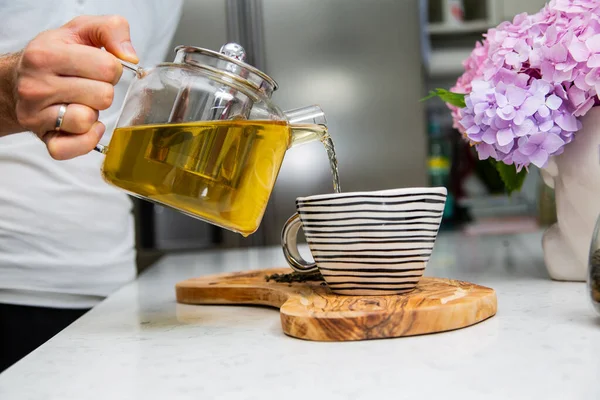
466, 125, 481, 135
538, 105, 551, 118
495, 92, 508, 107
589, 54, 600, 68
514, 118, 536, 136
506, 85, 528, 106
540, 119, 555, 131
554, 68, 573, 82
546, 43, 568, 62
497, 105, 516, 120
553, 83, 568, 99
540, 61, 556, 81
546, 94, 563, 110
574, 97, 595, 116
545, 25, 558, 45
567, 85, 586, 106
493, 117, 510, 130
574, 72, 591, 90
503, 37, 518, 48
569, 39, 590, 62
521, 96, 544, 116
505, 52, 521, 66
528, 133, 547, 145
530, 149, 550, 168
531, 80, 552, 95
586, 34, 600, 52
511, 150, 529, 166
585, 69, 599, 87
497, 128, 514, 146
519, 142, 539, 156
474, 113, 484, 125
497, 141, 515, 153
516, 73, 530, 87
543, 133, 565, 153
474, 102, 489, 114
482, 129, 497, 144
555, 112, 579, 131
471, 80, 490, 92
476, 143, 497, 160
514, 110, 526, 125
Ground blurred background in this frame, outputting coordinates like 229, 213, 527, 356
135, 0, 556, 271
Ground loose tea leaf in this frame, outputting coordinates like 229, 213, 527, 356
265, 271, 325, 284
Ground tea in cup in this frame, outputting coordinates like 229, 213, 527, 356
281, 187, 447, 295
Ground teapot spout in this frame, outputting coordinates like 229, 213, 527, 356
284, 105, 326, 126
284, 105, 327, 147
285, 105, 328, 147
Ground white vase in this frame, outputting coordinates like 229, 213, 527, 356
540, 107, 600, 281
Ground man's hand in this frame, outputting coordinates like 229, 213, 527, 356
1, 15, 138, 160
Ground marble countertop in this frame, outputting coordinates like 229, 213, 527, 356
1, 230, 598, 400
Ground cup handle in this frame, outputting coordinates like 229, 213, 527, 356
281, 213, 319, 274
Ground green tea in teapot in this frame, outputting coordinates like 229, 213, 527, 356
101, 119, 339, 236
102, 120, 291, 235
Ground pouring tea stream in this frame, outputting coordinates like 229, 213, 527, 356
90, 43, 339, 236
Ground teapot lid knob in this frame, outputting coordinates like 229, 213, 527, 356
219, 43, 246, 62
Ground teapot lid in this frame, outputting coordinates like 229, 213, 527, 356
173, 43, 278, 97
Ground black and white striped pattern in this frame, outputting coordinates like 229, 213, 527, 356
297, 187, 447, 295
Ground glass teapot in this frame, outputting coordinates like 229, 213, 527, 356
95, 43, 328, 236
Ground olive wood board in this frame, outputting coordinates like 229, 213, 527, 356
175, 268, 497, 342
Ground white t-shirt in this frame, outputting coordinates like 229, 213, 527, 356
0, 0, 183, 309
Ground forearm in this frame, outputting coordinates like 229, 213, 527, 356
0, 52, 23, 136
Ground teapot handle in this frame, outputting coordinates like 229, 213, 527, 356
119, 60, 146, 79
93, 60, 146, 154
94, 143, 108, 154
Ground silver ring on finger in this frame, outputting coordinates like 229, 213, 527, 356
54, 104, 68, 132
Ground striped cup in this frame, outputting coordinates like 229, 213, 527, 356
281, 187, 447, 295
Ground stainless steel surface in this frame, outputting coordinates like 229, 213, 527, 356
151, 204, 216, 251
258, 0, 428, 245
225, 0, 266, 71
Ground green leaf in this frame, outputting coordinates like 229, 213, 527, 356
488, 159, 527, 195
420, 88, 466, 108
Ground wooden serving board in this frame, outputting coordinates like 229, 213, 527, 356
175, 268, 497, 342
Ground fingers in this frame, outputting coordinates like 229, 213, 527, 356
17, 75, 114, 112
12, 14, 138, 160
52, 44, 123, 84
43, 122, 106, 161
50, 76, 115, 111
15, 75, 110, 138
65, 15, 138, 63
34, 104, 99, 135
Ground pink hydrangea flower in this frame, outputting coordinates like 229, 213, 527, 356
449, 41, 490, 131
447, 0, 600, 170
